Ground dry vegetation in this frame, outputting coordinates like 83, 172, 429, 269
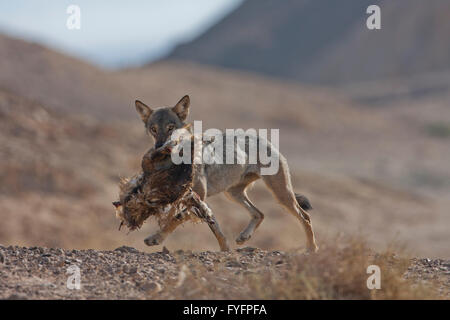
151, 237, 446, 300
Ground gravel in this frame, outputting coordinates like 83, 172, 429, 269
0, 245, 448, 299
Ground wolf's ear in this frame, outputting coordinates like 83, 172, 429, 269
172, 95, 190, 121
135, 100, 152, 123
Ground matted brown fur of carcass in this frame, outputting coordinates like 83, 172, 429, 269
113, 126, 212, 231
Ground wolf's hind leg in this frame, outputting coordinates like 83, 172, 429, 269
225, 183, 264, 245
261, 161, 318, 253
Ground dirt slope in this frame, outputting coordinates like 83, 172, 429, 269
0, 34, 131, 119
0, 88, 145, 249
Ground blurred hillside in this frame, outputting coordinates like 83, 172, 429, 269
0, 34, 130, 119
168, 0, 450, 85
0, 33, 449, 257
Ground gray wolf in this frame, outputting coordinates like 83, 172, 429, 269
134, 95, 318, 252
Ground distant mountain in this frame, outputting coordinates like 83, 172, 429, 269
167, 0, 450, 85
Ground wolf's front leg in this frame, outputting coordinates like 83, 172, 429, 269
144, 211, 188, 246
143, 232, 165, 246
206, 215, 231, 252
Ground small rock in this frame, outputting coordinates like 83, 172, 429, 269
114, 246, 139, 254
225, 260, 243, 268
141, 282, 161, 293
123, 265, 138, 274
39, 257, 49, 264
157, 268, 165, 274
271, 250, 283, 256
237, 247, 256, 253
162, 246, 170, 255
0, 251, 4, 263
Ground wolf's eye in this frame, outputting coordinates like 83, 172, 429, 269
167, 124, 175, 132
150, 126, 157, 134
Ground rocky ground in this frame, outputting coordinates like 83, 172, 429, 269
404, 257, 450, 298
0, 244, 448, 300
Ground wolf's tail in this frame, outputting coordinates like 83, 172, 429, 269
295, 193, 312, 211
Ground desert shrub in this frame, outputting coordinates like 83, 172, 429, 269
151, 236, 440, 300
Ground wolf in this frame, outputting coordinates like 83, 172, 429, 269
134, 95, 318, 252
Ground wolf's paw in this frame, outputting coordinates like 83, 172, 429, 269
220, 243, 232, 252
305, 244, 319, 254
144, 233, 164, 246
235, 232, 251, 245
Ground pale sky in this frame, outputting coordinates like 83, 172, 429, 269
0, 0, 243, 68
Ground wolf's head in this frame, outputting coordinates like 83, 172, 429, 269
135, 95, 190, 149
